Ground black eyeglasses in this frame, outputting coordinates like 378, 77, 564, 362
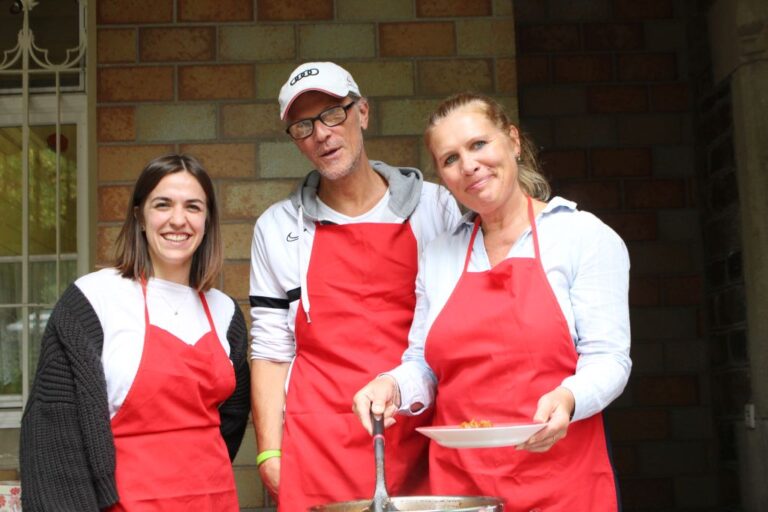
286, 100, 358, 140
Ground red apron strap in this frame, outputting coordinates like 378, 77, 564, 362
139, 278, 150, 325
463, 216, 482, 274
198, 292, 216, 332
526, 195, 542, 262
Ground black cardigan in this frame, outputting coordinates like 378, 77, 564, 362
19, 284, 251, 511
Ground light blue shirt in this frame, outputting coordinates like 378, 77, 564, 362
388, 196, 632, 422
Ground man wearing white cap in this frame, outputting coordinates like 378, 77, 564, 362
248, 62, 459, 509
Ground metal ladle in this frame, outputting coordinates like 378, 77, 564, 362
369, 413, 399, 512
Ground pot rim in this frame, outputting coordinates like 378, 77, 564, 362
309, 494, 504, 511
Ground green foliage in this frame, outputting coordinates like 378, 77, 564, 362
0, 126, 78, 256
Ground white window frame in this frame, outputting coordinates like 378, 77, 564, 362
0, 93, 89, 427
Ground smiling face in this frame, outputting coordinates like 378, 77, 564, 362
427, 104, 523, 217
286, 91, 369, 181
140, 171, 207, 285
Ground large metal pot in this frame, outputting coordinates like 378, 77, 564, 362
309, 495, 504, 511
311, 416, 504, 511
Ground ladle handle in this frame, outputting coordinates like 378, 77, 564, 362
371, 413, 389, 512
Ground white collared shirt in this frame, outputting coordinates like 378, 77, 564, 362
388, 196, 632, 422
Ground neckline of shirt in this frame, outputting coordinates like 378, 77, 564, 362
315, 188, 391, 223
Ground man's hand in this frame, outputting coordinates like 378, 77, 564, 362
259, 456, 281, 499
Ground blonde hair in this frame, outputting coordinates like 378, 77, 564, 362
425, 92, 550, 201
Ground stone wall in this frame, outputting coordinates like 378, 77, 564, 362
695, 78, 745, 509
690, 0, 768, 508
702, 0, 768, 509
689, 0, 746, 495
95, 0, 518, 508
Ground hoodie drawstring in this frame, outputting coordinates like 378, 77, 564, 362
298, 205, 311, 323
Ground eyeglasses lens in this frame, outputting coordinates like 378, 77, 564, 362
287, 103, 354, 140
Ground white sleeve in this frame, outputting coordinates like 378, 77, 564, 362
560, 218, 632, 421
387, 250, 437, 415
249, 217, 296, 363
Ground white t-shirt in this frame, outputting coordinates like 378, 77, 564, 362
315, 189, 391, 224
76, 268, 235, 417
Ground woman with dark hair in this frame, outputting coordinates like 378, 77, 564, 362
354, 93, 631, 511
20, 154, 250, 512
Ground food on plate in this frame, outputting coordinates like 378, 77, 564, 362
459, 418, 493, 428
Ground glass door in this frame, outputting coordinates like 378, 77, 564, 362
0, 0, 89, 424
0, 124, 80, 405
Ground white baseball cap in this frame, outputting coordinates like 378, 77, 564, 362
278, 62, 361, 120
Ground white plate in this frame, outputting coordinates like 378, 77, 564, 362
416, 423, 545, 448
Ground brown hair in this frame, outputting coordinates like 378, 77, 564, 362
425, 92, 551, 201
114, 154, 222, 291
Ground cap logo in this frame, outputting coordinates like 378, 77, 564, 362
290, 68, 319, 86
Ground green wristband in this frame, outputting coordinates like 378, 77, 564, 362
256, 449, 281, 466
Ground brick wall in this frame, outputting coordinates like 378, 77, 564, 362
515, 0, 719, 510
95, 0, 518, 508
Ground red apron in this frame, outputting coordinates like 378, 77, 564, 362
280, 221, 431, 511
424, 198, 618, 511
107, 282, 239, 512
